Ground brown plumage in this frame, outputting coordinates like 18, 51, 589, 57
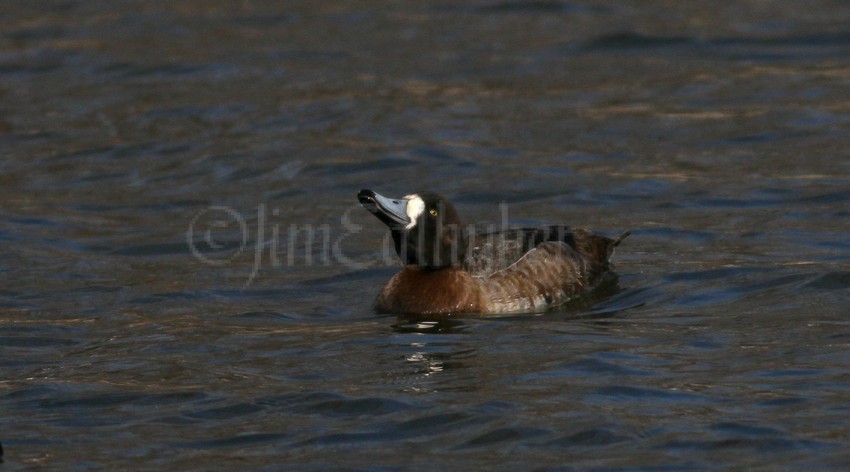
358, 189, 629, 316
374, 267, 485, 315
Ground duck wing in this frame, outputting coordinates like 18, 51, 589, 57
464, 225, 629, 278
471, 228, 630, 314
476, 241, 588, 314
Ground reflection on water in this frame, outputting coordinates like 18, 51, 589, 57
393, 319, 468, 334
2, 0, 850, 469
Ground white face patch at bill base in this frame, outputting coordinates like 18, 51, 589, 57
403, 194, 425, 229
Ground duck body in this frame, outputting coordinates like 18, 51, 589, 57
375, 266, 485, 315
358, 190, 629, 316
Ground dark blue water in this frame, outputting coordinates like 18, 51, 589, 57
2, 1, 849, 470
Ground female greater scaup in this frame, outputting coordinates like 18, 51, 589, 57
358, 189, 629, 316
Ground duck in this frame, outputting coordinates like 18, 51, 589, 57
357, 189, 630, 316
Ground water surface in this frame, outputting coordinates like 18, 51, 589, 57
2, 1, 849, 470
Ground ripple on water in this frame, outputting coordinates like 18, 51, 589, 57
659, 421, 832, 454
591, 385, 708, 403
8, 389, 209, 430
288, 410, 486, 448
804, 271, 850, 290
543, 428, 632, 448
256, 392, 414, 418
173, 432, 290, 450
660, 266, 817, 309
455, 426, 550, 449
0, 335, 80, 348
0, 323, 85, 349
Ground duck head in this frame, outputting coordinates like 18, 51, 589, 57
358, 189, 467, 269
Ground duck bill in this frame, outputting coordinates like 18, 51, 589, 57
358, 189, 410, 229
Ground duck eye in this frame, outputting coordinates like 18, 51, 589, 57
429, 209, 438, 217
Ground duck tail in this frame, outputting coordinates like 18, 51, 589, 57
611, 230, 631, 247
605, 230, 631, 260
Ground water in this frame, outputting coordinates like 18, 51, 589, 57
2, 1, 849, 469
